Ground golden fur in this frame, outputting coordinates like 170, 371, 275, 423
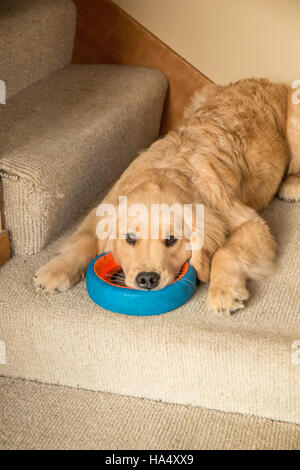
34, 78, 300, 314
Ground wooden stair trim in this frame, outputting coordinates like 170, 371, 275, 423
0, 179, 10, 267
72, 0, 212, 133
0, 177, 5, 233
0, 230, 10, 268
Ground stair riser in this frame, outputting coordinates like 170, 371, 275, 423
0, 0, 76, 99
0, 312, 298, 424
2, 116, 162, 255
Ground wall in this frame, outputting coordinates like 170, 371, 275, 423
114, 0, 300, 85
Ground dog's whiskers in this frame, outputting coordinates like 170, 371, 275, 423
104, 269, 126, 286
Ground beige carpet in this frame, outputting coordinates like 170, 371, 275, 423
0, 0, 75, 99
1, 377, 299, 450
1, 64, 167, 255
0, 199, 299, 424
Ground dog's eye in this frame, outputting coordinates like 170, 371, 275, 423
165, 235, 177, 247
126, 233, 137, 245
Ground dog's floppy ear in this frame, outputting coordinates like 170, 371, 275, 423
190, 206, 227, 282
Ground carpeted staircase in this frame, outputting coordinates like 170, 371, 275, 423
0, 0, 299, 450
0, 0, 167, 255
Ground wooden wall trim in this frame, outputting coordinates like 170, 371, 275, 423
72, 0, 212, 133
0, 179, 10, 267
0, 178, 5, 233
0, 230, 10, 268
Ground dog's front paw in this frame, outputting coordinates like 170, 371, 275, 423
207, 279, 249, 314
34, 256, 83, 294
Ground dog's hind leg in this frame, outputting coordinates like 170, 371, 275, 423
278, 87, 300, 202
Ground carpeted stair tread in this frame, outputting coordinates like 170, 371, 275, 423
0, 199, 299, 424
1, 377, 299, 450
0, 64, 168, 254
0, 0, 76, 99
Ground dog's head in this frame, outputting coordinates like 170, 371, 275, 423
100, 169, 225, 290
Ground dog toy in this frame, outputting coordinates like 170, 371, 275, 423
86, 252, 197, 316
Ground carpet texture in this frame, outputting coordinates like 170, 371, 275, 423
0, 0, 76, 99
0, 198, 299, 424
0, 64, 168, 254
1, 377, 299, 450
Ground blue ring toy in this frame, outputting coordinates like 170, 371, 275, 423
86, 252, 197, 316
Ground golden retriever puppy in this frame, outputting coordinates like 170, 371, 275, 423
34, 78, 300, 314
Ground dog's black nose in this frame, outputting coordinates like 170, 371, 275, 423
136, 272, 160, 290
